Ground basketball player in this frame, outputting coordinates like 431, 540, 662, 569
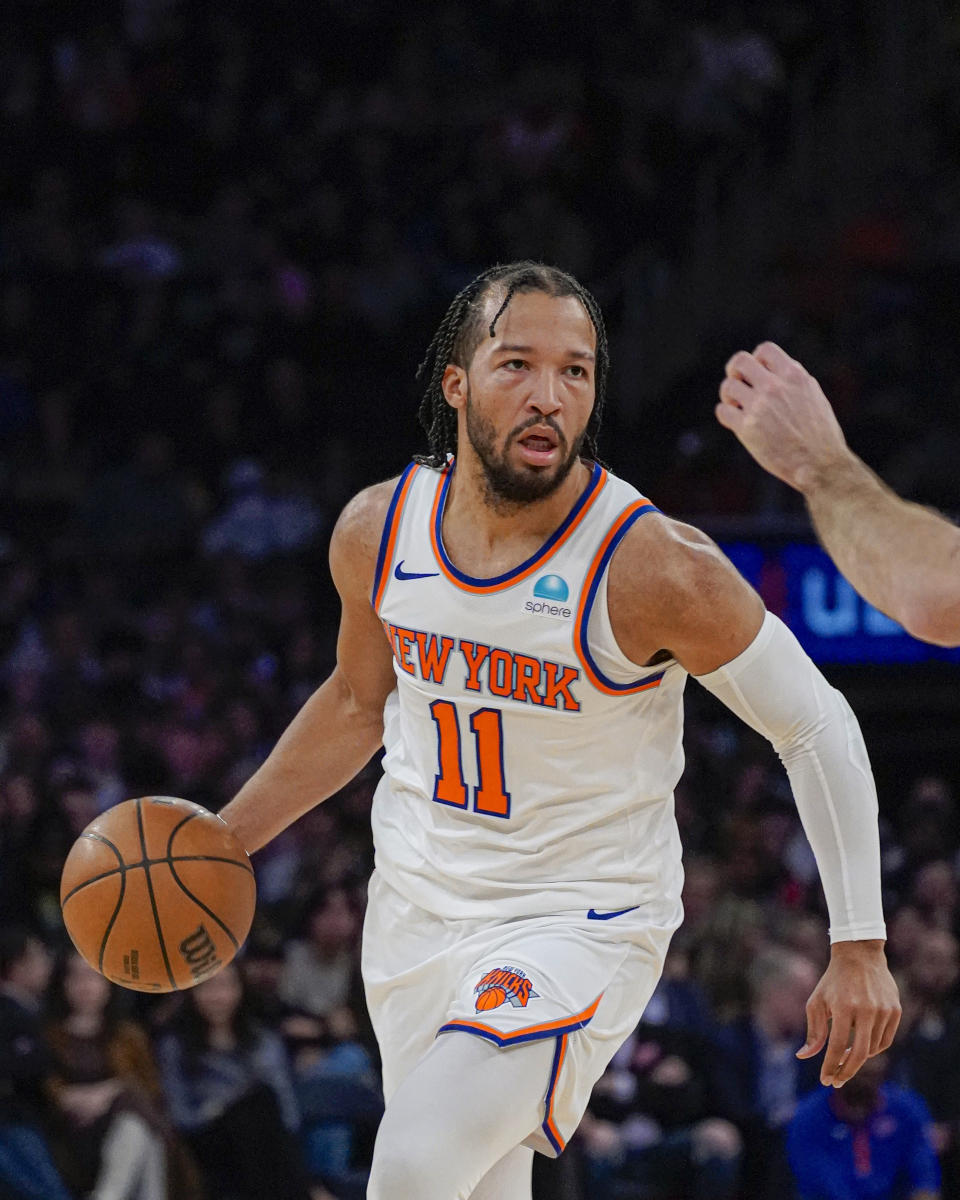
716, 341, 960, 646
220, 264, 900, 1200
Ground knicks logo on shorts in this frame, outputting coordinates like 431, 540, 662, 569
474, 965, 540, 1012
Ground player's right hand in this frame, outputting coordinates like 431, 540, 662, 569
797, 939, 901, 1087
715, 342, 850, 493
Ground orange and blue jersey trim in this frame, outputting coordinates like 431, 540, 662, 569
437, 995, 601, 1156
543, 1034, 569, 1154
574, 499, 664, 695
429, 459, 607, 593
371, 462, 420, 614
436, 994, 600, 1047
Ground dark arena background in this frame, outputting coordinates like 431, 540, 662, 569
2, 3, 959, 1199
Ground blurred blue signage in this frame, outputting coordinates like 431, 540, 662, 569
721, 542, 960, 664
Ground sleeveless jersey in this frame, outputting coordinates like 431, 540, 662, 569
369, 459, 687, 924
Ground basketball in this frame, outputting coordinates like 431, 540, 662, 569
60, 796, 256, 993
476, 986, 507, 1011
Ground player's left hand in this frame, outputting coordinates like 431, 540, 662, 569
797, 939, 901, 1087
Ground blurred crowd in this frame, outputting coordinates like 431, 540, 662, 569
4, 0, 959, 546
2, 543, 959, 1198
3, 1, 960, 1198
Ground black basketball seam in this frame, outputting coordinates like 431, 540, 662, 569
136, 798, 177, 990
63, 831, 126, 907
166, 809, 201, 859
166, 810, 251, 874
61, 856, 253, 906
81, 830, 124, 861
166, 858, 241, 950
62, 867, 123, 905
169, 854, 254, 874
98, 861, 126, 974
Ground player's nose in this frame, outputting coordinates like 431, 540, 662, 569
527, 371, 562, 415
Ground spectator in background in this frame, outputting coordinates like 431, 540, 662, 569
242, 922, 381, 1200
55, 772, 101, 841
714, 946, 822, 1200
201, 459, 323, 561
0, 776, 42, 926
889, 905, 932, 977
897, 780, 958, 887
76, 717, 127, 813
155, 961, 312, 1200
689, 895, 767, 1021
788, 1055, 941, 1200
891, 929, 960, 1190
581, 948, 741, 1199
43, 952, 188, 1200
289, 1006, 381, 1200
911, 864, 959, 936
279, 884, 363, 1021
0, 927, 71, 1200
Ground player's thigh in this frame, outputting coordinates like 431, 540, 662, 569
444, 933, 670, 1156
369, 1032, 553, 1200
361, 871, 463, 1099
469, 1146, 534, 1200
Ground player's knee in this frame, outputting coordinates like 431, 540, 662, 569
690, 1117, 742, 1163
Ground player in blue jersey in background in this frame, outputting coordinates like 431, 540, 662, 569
788, 1055, 940, 1200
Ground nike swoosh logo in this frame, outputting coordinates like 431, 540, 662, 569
394, 561, 440, 581
586, 906, 641, 921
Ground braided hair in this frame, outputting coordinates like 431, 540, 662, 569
414, 261, 609, 468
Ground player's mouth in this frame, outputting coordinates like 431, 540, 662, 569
516, 426, 560, 466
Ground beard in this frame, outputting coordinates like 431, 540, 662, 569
464, 389, 586, 507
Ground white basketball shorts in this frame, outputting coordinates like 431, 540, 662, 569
361, 870, 680, 1156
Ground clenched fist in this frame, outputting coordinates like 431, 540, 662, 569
715, 341, 851, 493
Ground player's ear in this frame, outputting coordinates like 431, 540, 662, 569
442, 364, 468, 411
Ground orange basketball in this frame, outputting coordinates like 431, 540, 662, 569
60, 796, 256, 993
476, 986, 507, 1011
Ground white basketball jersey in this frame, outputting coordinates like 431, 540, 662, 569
369, 459, 687, 924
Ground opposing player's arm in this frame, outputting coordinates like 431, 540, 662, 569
220, 481, 398, 854
609, 517, 899, 1084
801, 456, 960, 647
716, 341, 960, 646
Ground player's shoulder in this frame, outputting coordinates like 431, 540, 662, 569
605, 509, 763, 667
333, 476, 401, 550
610, 510, 737, 605
330, 474, 405, 591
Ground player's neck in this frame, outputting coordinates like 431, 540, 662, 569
444, 454, 592, 561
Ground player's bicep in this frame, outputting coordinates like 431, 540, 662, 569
328, 487, 397, 716
663, 534, 765, 675
610, 517, 764, 676
334, 578, 396, 711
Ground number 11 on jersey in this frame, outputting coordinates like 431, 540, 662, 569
429, 700, 511, 818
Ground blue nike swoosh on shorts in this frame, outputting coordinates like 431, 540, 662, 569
394, 560, 440, 581
586, 906, 641, 921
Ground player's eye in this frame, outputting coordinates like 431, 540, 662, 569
502, 359, 527, 370
565, 365, 586, 378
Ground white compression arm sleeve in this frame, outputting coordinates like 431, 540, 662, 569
694, 611, 886, 943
